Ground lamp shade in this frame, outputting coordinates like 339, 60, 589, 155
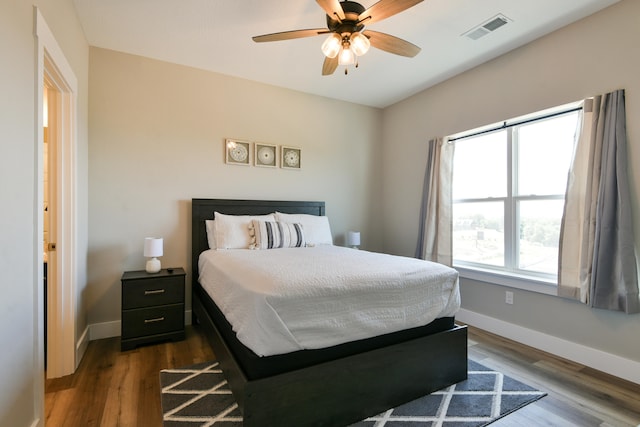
144, 237, 163, 257
321, 33, 341, 58
347, 231, 361, 247
338, 46, 355, 66
350, 32, 370, 56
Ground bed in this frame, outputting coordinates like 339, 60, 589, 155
191, 198, 467, 426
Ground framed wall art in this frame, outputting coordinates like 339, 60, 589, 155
225, 139, 251, 166
255, 143, 277, 168
281, 146, 301, 170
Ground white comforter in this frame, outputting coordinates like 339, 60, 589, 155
198, 246, 460, 356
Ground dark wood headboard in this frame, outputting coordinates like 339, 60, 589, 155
191, 199, 325, 283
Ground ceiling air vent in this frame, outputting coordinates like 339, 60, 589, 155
463, 14, 511, 40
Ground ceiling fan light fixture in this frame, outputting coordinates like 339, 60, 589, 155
321, 33, 342, 58
350, 32, 370, 56
338, 45, 356, 66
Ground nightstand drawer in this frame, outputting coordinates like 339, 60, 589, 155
121, 304, 184, 339
122, 275, 184, 309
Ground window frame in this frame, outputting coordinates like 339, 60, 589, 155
449, 102, 582, 292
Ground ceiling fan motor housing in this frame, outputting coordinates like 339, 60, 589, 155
327, 1, 366, 35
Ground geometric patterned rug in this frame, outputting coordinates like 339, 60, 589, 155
160, 359, 546, 426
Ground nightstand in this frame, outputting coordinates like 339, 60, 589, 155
121, 267, 185, 351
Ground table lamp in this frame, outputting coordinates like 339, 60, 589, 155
144, 237, 163, 273
347, 231, 361, 249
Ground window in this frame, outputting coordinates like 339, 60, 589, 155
451, 105, 581, 285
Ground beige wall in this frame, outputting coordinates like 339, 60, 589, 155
87, 48, 383, 326
3, 1, 638, 424
382, 0, 640, 363
0, 1, 89, 426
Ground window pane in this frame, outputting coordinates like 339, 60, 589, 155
518, 200, 564, 274
517, 112, 579, 196
452, 130, 507, 199
453, 202, 504, 267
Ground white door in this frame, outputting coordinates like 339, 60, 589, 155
37, 10, 78, 380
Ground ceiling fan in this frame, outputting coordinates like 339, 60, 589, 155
252, 0, 424, 75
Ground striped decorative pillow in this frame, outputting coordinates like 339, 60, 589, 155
250, 220, 306, 249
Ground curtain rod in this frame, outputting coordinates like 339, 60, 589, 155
447, 105, 583, 142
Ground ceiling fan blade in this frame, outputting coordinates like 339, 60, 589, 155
316, 0, 346, 20
358, 0, 423, 25
322, 55, 339, 76
363, 30, 421, 57
252, 28, 328, 43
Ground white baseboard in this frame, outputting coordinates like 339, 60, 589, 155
90, 320, 121, 340
88, 310, 193, 341
457, 308, 640, 385
75, 325, 90, 369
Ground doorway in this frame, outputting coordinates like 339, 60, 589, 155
36, 9, 78, 380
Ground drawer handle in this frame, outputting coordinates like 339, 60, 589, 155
144, 289, 165, 295
144, 317, 165, 324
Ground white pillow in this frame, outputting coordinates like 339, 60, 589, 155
274, 212, 333, 245
214, 212, 275, 249
205, 220, 217, 249
250, 220, 306, 249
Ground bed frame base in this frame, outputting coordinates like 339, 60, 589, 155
194, 294, 468, 427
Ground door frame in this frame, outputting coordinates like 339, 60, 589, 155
35, 7, 78, 380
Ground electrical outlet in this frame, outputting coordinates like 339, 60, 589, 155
505, 291, 514, 305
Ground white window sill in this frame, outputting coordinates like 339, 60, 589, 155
454, 265, 558, 296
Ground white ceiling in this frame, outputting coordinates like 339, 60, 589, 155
73, 0, 619, 108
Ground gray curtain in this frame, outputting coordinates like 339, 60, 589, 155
415, 137, 454, 265
558, 89, 639, 313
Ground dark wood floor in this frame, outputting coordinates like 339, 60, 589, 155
45, 324, 640, 426
45, 326, 215, 427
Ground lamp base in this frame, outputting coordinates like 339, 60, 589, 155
146, 257, 161, 273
